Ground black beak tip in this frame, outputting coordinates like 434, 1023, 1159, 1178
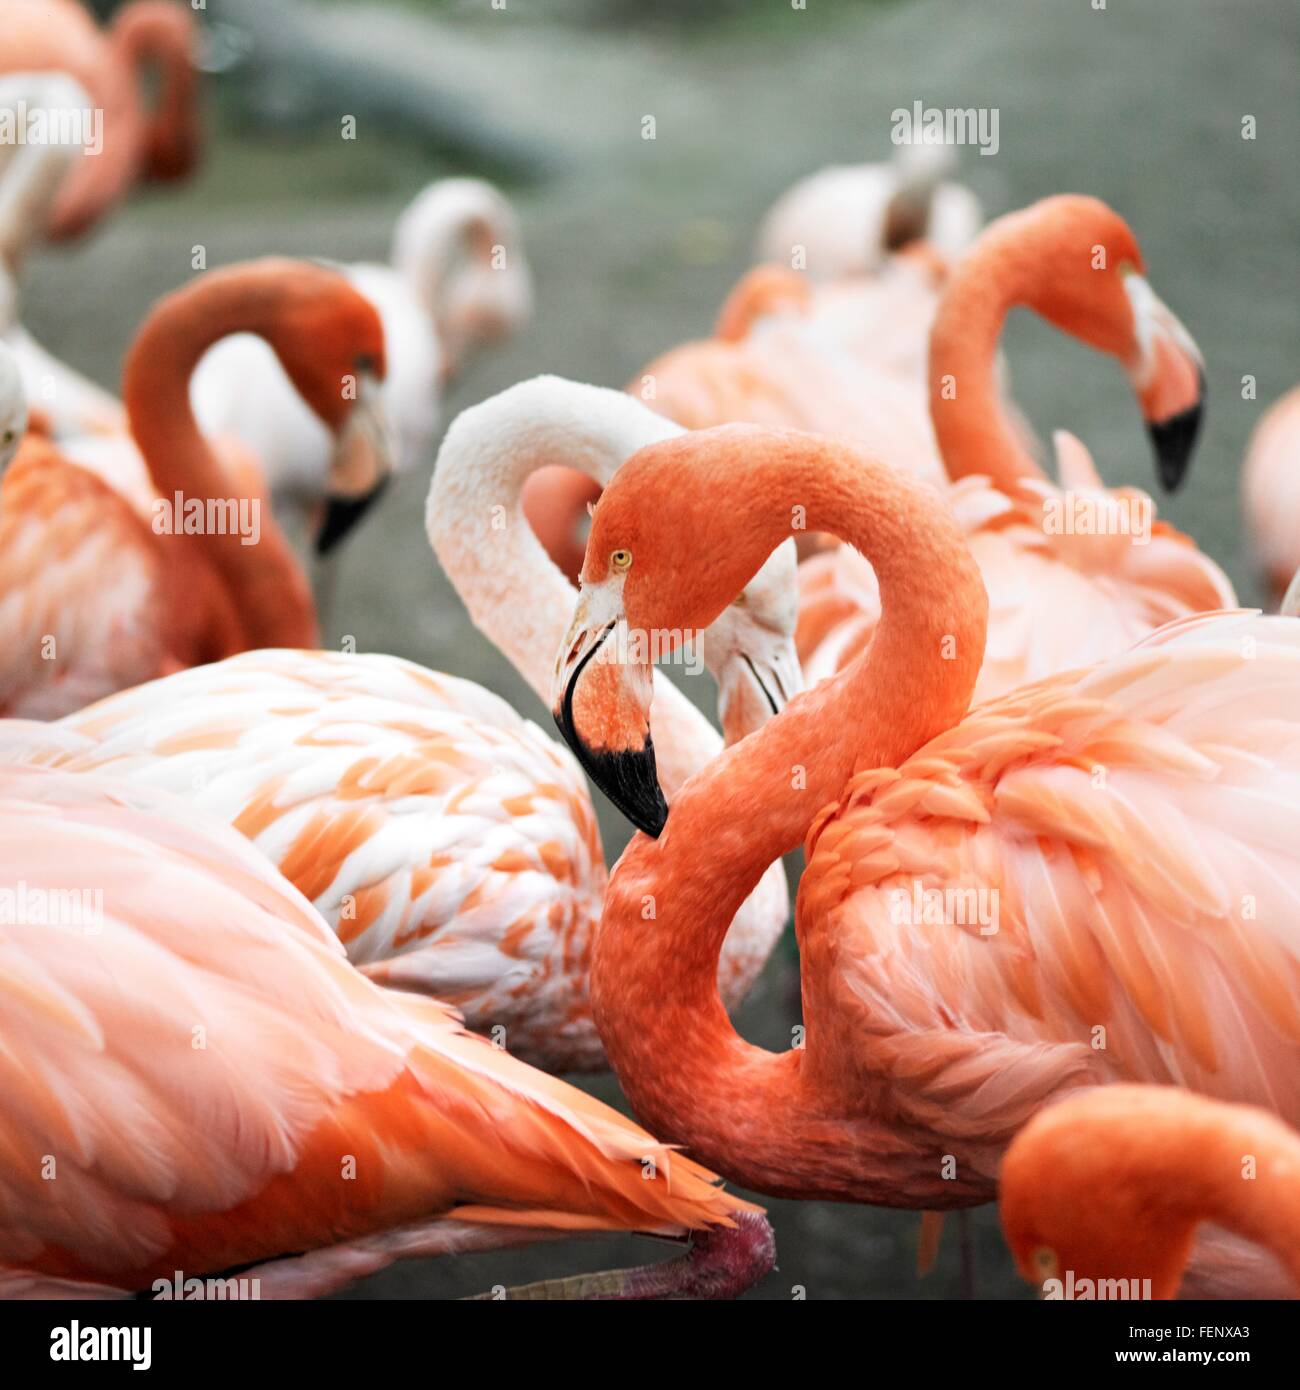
552, 711, 668, 839
315, 479, 390, 556
1147, 384, 1205, 495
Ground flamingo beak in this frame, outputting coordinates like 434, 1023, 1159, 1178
1124, 272, 1205, 493
551, 583, 668, 838
317, 372, 395, 556
714, 623, 803, 747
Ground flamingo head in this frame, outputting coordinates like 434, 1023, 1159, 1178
257, 261, 396, 555
999, 1088, 1202, 1301
551, 425, 796, 836
0, 340, 28, 476
1008, 196, 1205, 493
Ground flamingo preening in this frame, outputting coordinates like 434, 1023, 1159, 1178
552, 423, 1300, 1297
13, 379, 797, 1073
0, 0, 202, 242
192, 178, 532, 558
1001, 1087, 1300, 1299
0, 760, 772, 1299
0, 259, 392, 717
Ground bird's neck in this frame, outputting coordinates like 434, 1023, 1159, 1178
111, 5, 199, 182
122, 274, 317, 649
425, 386, 720, 798
593, 441, 987, 1198
1182, 1110, 1300, 1294
928, 232, 1041, 491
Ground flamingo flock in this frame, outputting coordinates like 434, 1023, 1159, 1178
0, 0, 1296, 1307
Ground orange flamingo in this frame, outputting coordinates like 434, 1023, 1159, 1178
1242, 386, 1300, 607
523, 253, 948, 582
550, 424, 1300, 1295
1001, 1087, 1300, 1299
12, 379, 797, 1073
0, 759, 772, 1299
0, 0, 201, 241
798, 195, 1234, 700
0, 258, 392, 717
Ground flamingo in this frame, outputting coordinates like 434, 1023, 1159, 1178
13, 379, 797, 1073
1242, 386, 1300, 607
1001, 1087, 1300, 1299
797, 195, 1235, 701
550, 423, 1300, 1296
0, 0, 202, 241
0, 257, 392, 717
191, 178, 532, 558
0, 73, 129, 438
0, 758, 772, 1299
754, 141, 983, 283
521, 157, 975, 584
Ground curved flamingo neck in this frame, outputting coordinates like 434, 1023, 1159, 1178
593, 434, 987, 1198
122, 269, 316, 648
426, 378, 736, 800
111, 3, 200, 182
928, 226, 1044, 490
1175, 1108, 1300, 1293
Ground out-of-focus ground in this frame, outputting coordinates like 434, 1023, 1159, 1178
21, 0, 1299, 1298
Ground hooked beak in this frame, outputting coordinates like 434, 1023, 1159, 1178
316, 373, 395, 556
1124, 272, 1205, 493
551, 585, 668, 838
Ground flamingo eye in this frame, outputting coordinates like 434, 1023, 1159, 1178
610, 549, 632, 573
1, 429, 12, 445
1032, 1246, 1059, 1278
354, 353, 377, 374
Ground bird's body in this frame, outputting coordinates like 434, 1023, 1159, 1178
754, 148, 983, 281
0, 259, 396, 717
798, 436, 1235, 700
551, 425, 1300, 1296
798, 197, 1233, 701
0, 759, 767, 1298
13, 380, 796, 1073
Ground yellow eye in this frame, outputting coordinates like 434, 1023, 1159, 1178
610, 548, 632, 573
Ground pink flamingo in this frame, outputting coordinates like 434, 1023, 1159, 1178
14, 379, 797, 1074
192, 178, 532, 559
0, 259, 391, 717
1001, 1086, 1300, 1299
0, 759, 771, 1299
798, 195, 1235, 700
550, 422, 1300, 1297
0, 0, 202, 241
